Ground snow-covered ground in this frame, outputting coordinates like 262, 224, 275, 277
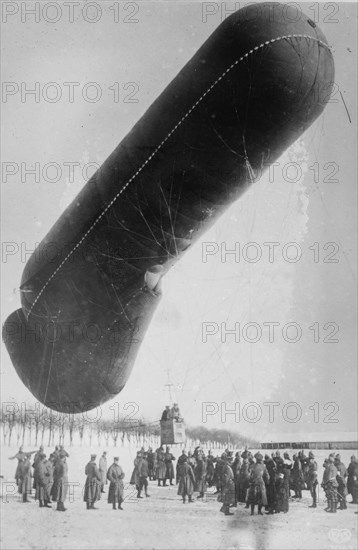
1, 442, 357, 550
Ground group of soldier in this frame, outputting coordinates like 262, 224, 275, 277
9, 445, 69, 511
124, 445, 358, 516
192, 448, 358, 516
9, 444, 358, 517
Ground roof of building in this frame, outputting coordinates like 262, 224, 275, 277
260, 432, 357, 444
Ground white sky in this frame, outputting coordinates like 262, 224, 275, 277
1, 1, 357, 440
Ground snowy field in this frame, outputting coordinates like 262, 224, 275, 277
1, 441, 357, 550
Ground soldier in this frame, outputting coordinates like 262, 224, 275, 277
213, 455, 224, 496
32, 446, 44, 491
156, 446, 166, 486
147, 447, 155, 481
177, 456, 195, 503
53, 451, 68, 512
99, 451, 108, 493
130, 451, 142, 493
247, 453, 269, 516
84, 454, 102, 510
232, 452, 241, 506
299, 450, 309, 489
307, 453, 318, 508
35, 453, 52, 508
171, 403, 182, 422
176, 450, 187, 484
335, 455, 348, 510
291, 454, 303, 499
161, 406, 171, 421
238, 458, 250, 505
264, 454, 276, 514
347, 455, 358, 504
9, 447, 36, 489
44, 454, 55, 506
220, 453, 235, 516
322, 455, 338, 513
138, 452, 150, 498
164, 447, 175, 486
107, 457, 125, 510
17, 455, 32, 503
195, 452, 207, 499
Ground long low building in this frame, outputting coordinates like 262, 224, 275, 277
260, 432, 357, 450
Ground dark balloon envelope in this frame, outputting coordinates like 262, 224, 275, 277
3, 3, 334, 412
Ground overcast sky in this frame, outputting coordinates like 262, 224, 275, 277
1, 1, 357, 440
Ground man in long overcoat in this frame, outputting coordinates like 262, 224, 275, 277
177, 457, 195, 503
247, 453, 269, 515
335, 455, 348, 510
156, 447, 166, 486
164, 447, 175, 486
34, 453, 52, 508
17, 456, 32, 503
195, 454, 207, 499
84, 454, 102, 510
307, 454, 318, 508
147, 448, 155, 480
53, 452, 68, 511
220, 454, 235, 516
347, 455, 358, 504
107, 457, 125, 510
322, 455, 339, 513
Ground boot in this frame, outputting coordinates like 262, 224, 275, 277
189, 496, 193, 503
145, 491, 150, 497
329, 502, 337, 513
258, 505, 263, 515
183, 496, 186, 504
137, 491, 143, 499
250, 504, 255, 516
225, 505, 234, 516
112, 503, 117, 510
158, 480, 161, 487
309, 503, 317, 508
86, 502, 90, 510
39, 500, 44, 508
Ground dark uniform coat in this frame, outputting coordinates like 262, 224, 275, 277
220, 462, 235, 506
84, 461, 101, 503
18, 458, 32, 495
177, 462, 195, 497
107, 463, 125, 503
247, 462, 269, 506
52, 458, 68, 503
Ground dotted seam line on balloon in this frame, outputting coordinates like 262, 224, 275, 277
27, 34, 331, 318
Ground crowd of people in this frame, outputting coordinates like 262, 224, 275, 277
8, 444, 358, 516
